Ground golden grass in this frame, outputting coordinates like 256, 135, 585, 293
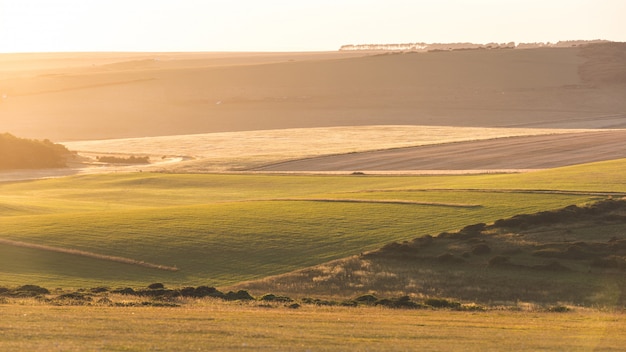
0, 300, 624, 352
62, 125, 591, 173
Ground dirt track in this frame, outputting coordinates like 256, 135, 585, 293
250, 130, 626, 172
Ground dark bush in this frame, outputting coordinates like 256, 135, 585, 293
112, 287, 136, 295
148, 283, 165, 290
437, 253, 464, 263
375, 296, 425, 309
532, 261, 570, 271
180, 286, 224, 298
16, 285, 50, 295
260, 294, 293, 302
354, 294, 378, 304
493, 200, 626, 230
424, 298, 461, 309
90, 287, 109, 293
533, 244, 597, 260
96, 297, 113, 306
412, 235, 434, 247
591, 255, 626, 269
96, 155, 149, 164
547, 305, 570, 313
301, 297, 338, 306
56, 292, 92, 302
224, 290, 254, 301
472, 243, 491, 255
460, 223, 487, 235
502, 247, 522, 255
488, 255, 510, 266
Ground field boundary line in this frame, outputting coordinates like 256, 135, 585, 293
0, 238, 179, 272
349, 189, 626, 197
267, 198, 481, 208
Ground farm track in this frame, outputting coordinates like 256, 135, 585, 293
250, 130, 626, 172
347, 188, 626, 197
266, 198, 481, 208
0, 238, 178, 272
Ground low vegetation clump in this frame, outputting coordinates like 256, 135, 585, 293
96, 155, 150, 164
236, 198, 626, 308
0, 283, 495, 312
0, 133, 71, 169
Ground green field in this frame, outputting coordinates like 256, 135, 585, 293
1, 158, 625, 289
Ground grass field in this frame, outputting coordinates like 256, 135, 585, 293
0, 301, 624, 352
1, 158, 625, 289
61, 125, 587, 172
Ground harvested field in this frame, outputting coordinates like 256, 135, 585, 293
59, 125, 591, 174
251, 130, 626, 172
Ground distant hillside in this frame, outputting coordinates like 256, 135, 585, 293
0, 133, 71, 170
2, 43, 625, 141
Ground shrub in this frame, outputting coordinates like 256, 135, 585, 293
16, 285, 50, 295
411, 235, 433, 247
301, 297, 338, 306
112, 287, 136, 295
424, 298, 461, 309
488, 255, 510, 266
354, 294, 378, 304
591, 255, 626, 269
148, 283, 165, 290
180, 286, 224, 298
547, 305, 570, 313
472, 243, 491, 255
437, 253, 464, 263
375, 296, 424, 309
96, 155, 149, 164
260, 294, 293, 302
460, 223, 487, 235
224, 290, 254, 301
532, 261, 570, 271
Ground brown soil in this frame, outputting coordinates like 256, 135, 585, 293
250, 130, 626, 172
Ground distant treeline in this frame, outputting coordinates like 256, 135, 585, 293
0, 133, 71, 170
339, 40, 610, 52
96, 155, 150, 164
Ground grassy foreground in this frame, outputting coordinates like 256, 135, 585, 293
1, 159, 626, 289
0, 301, 624, 352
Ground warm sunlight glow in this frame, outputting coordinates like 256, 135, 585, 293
1, 0, 625, 53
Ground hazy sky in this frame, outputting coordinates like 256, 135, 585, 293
1, 0, 624, 53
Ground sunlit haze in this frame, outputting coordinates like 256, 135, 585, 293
1, 0, 625, 53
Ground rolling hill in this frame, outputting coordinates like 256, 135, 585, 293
1, 43, 625, 141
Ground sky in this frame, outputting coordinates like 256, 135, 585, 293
1, 0, 625, 53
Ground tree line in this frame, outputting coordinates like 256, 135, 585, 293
0, 133, 71, 170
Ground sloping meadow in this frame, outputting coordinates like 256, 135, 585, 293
1, 158, 625, 290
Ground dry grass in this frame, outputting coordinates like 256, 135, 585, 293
62, 125, 587, 173
0, 298, 624, 352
